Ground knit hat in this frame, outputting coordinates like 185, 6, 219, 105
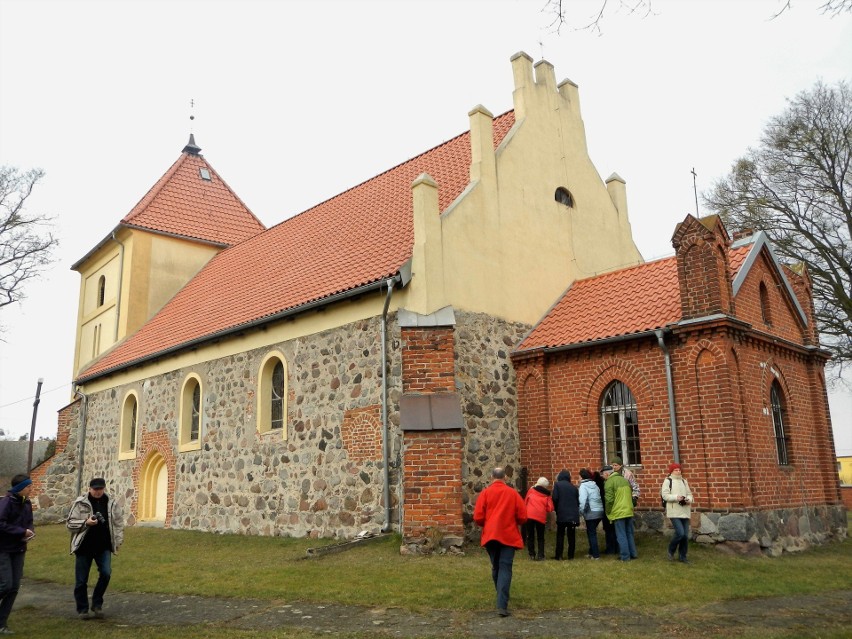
611, 456, 623, 465
600, 465, 614, 474
535, 477, 550, 489
668, 463, 682, 474
89, 478, 106, 489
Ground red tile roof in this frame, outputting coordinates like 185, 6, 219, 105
518, 257, 681, 351
728, 244, 751, 277
518, 239, 763, 352
77, 112, 516, 382
121, 152, 265, 246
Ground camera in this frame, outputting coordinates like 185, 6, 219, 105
93, 512, 106, 525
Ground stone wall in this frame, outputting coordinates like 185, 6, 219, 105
454, 311, 531, 536
635, 504, 847, 556
34, 310, 532, 541
32, 401, 81, 523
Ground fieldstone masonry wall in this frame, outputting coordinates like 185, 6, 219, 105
34, 310, 532, 542
454, 312, 531, 534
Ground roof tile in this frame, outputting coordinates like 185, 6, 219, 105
122, 152, 265, 245
78, 112, 516, 381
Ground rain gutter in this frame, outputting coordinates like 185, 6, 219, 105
655, 329, 680, 463
76, 276, 404, 385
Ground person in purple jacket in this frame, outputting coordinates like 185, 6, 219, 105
0, 474, 35, 635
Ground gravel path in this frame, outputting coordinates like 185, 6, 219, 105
16, 579, 852, 638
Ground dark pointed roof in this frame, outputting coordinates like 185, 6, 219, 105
182, 133, 202, 155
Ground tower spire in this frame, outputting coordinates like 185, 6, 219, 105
183, 98, 201, 155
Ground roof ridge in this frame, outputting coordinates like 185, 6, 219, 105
264, 110, 515, 232
573, 254, 676, 285
199, 157, 266, 237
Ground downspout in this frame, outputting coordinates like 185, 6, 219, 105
74, 386, 89, 495
111, 231, 125, 341
380, 277, 397, 533
655, 330, 680, 463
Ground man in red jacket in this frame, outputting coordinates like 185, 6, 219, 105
473, 467, 527, 617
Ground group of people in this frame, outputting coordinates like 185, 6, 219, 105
474, 460, 693, 617
0, 475, 124, 633
0, 462, 693, 626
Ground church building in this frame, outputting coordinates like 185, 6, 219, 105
31, 52, 844, 554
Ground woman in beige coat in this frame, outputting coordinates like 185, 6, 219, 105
661, 463, 693, 563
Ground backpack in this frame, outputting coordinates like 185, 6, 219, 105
660, 477, 672, 508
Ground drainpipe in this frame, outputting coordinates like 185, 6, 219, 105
74, 386, 89, 495
655, 330, 680, 463
111, 231, 125, 341
380, 277, 397, 533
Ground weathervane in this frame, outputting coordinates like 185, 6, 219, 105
189, 98, 195, 131
691, 167, 699, 217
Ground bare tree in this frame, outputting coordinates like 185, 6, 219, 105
0, 166, 57, 311
705, 80, 852, 370
543, 0, 851, 34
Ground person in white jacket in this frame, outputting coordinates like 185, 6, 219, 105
661, 463, 693, 564
66, 478, 124, 620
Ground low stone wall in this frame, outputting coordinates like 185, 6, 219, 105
636, 504, 848, 556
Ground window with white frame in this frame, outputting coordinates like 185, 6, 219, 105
600, 380, 642, 466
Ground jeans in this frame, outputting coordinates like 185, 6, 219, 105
74, 550, 112, 613
485, 541, 515, 611
0, 552, 25, 627
669, 517, 691, 560
613, 517, 637, 561
554, 521, 577, 559
525, 520, 546, 558
584, 518, 602, 558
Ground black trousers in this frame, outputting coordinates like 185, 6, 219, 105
525, 520, 546, 558
554, 521, 577, 559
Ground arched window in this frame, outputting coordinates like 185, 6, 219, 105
600, 381, 641, 465
97, 275, 106, 307
119, 391, 139, 459
555, 187, 574, 208
258, 352, 287, 437
759, 282, 772, 326
271, 361, 284, 430
179, 375, 202, 451
770, 381, 789, 465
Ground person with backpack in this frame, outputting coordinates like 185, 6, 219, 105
578, 468, 604, 559
661, 463, 693, 563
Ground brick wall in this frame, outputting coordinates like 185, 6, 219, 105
402, 430, 463, 539
512, 217, 844, 552
400, 325, 463, 548
401, 327, 455, 393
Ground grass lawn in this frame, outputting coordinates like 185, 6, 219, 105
24, 519, 852, 613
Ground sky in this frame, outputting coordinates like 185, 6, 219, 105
0, 0, 850, 455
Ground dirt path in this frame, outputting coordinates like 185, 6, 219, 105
17, 579, 852, 637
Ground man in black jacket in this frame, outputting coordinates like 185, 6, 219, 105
551, 470, 580, 560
